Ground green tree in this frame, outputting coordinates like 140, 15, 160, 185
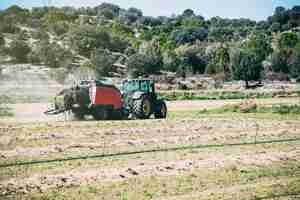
95, 3, 120, 17
99, 8, 115, 19
170, 27, 208, 45
269, 22, 281, 32
163, 51, 181, 72
70, 25, 111, 57
2, 5, 29, 24
49, 21, 70, 36
127, 53, 162, 77
35, 40, 73, 68
42, 9, 69, 27
278, 32, 299, 50
288, 42, 300, 80
244, 33, 272, 62
32, 29, 50, 41
8, 39, 31, 62
175, 43, 207, 74
0, 33, 5, 47
271, 50, 289, 73
208, 27, 234, 42
0, 22, 20, 34
182, 9, 195, 18
91, 48, 116, 77
206, 45, 230, 77
232, 49, 262, 88
270, 32, 299, 76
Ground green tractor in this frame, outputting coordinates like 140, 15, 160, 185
121, 79, 167, 119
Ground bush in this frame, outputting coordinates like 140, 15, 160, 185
16, 30, 30, 41
0, 22, 20, 34
175, 43, 207, 74
271, 50, 289, 73
69, 25, 125, 57
231, 49, 263, 88
32, 29, 49, 41
91, 48, 116, 77
28, 51, 41, 64
8, 40, 31, 62
49, 21, 70, 36
279, 32, 299, 50
170, 27, 208, 45
0, 33, 4, 47
127, 53, 162, 77
34, 40, 73, 68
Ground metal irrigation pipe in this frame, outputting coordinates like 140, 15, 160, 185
1, 137, 300, 169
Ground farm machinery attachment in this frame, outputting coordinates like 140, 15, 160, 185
44, 79, 167, 120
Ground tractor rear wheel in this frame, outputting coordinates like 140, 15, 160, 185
155, 101, 167, 119
133, 97, 152, 119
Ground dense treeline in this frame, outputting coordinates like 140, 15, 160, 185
0, 4, 299, 85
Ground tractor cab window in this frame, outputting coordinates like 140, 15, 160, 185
122, 80, 153, 94
123, 81, 139, 93
140, 81, 150, 93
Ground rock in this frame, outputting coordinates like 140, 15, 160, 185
119, 174, 126, 178
239, 101, 257, 113
126, 168, 139, 176
165, 166, 174, 170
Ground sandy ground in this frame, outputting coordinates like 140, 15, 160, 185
1, 98, 300, 199
2, 97, 299, 122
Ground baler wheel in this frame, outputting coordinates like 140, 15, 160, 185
93, 109, 109, 120
73, 112, 85, 120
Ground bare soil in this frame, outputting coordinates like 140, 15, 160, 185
0, 98, 300, 199
2, 97, 299, 123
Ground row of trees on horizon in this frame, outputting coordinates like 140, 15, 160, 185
0, 3, 299, 86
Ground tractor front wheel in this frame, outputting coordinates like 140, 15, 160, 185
133, 97, 152, 119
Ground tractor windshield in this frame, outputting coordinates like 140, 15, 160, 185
122, 81, 139, 93
122, 80, 153, 94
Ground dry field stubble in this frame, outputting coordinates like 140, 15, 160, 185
0, 100, 300, 200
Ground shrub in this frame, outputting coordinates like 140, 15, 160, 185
32, 29, 50, 41
34, 41, 73, 68
8, 39, 31, 62
170, 27, 208, 45
127, 53, 162, 78
70, 25, 121, 57
231, 49, 263, 88
91, 48, 116, 77
0, 33, 4, 47
28, 51, 41, 64
49, 21, 70, 36
0, 22, 20, 34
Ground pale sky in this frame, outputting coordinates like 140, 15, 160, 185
0, 0, 299, 21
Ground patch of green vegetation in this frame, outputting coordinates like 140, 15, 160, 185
199, 104, 300, 115
160, 90, 298, 101
25, 160, 300, 200
0, 95, 14, 104
0, 105, 13, 117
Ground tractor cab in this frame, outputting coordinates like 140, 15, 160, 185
121, 79, 154, 93
121, 79, 156, 98
121, 79, 167, 119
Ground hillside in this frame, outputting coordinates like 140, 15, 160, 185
0, 4, 299, 87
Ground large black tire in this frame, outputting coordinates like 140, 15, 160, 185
132, 97, 152, 119
92, 109, 110, 120
72, 112, 85, 120
71, 107, 86, 121
154, 101, 167, 119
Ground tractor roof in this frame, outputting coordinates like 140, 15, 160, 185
123, 79, 153, 82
